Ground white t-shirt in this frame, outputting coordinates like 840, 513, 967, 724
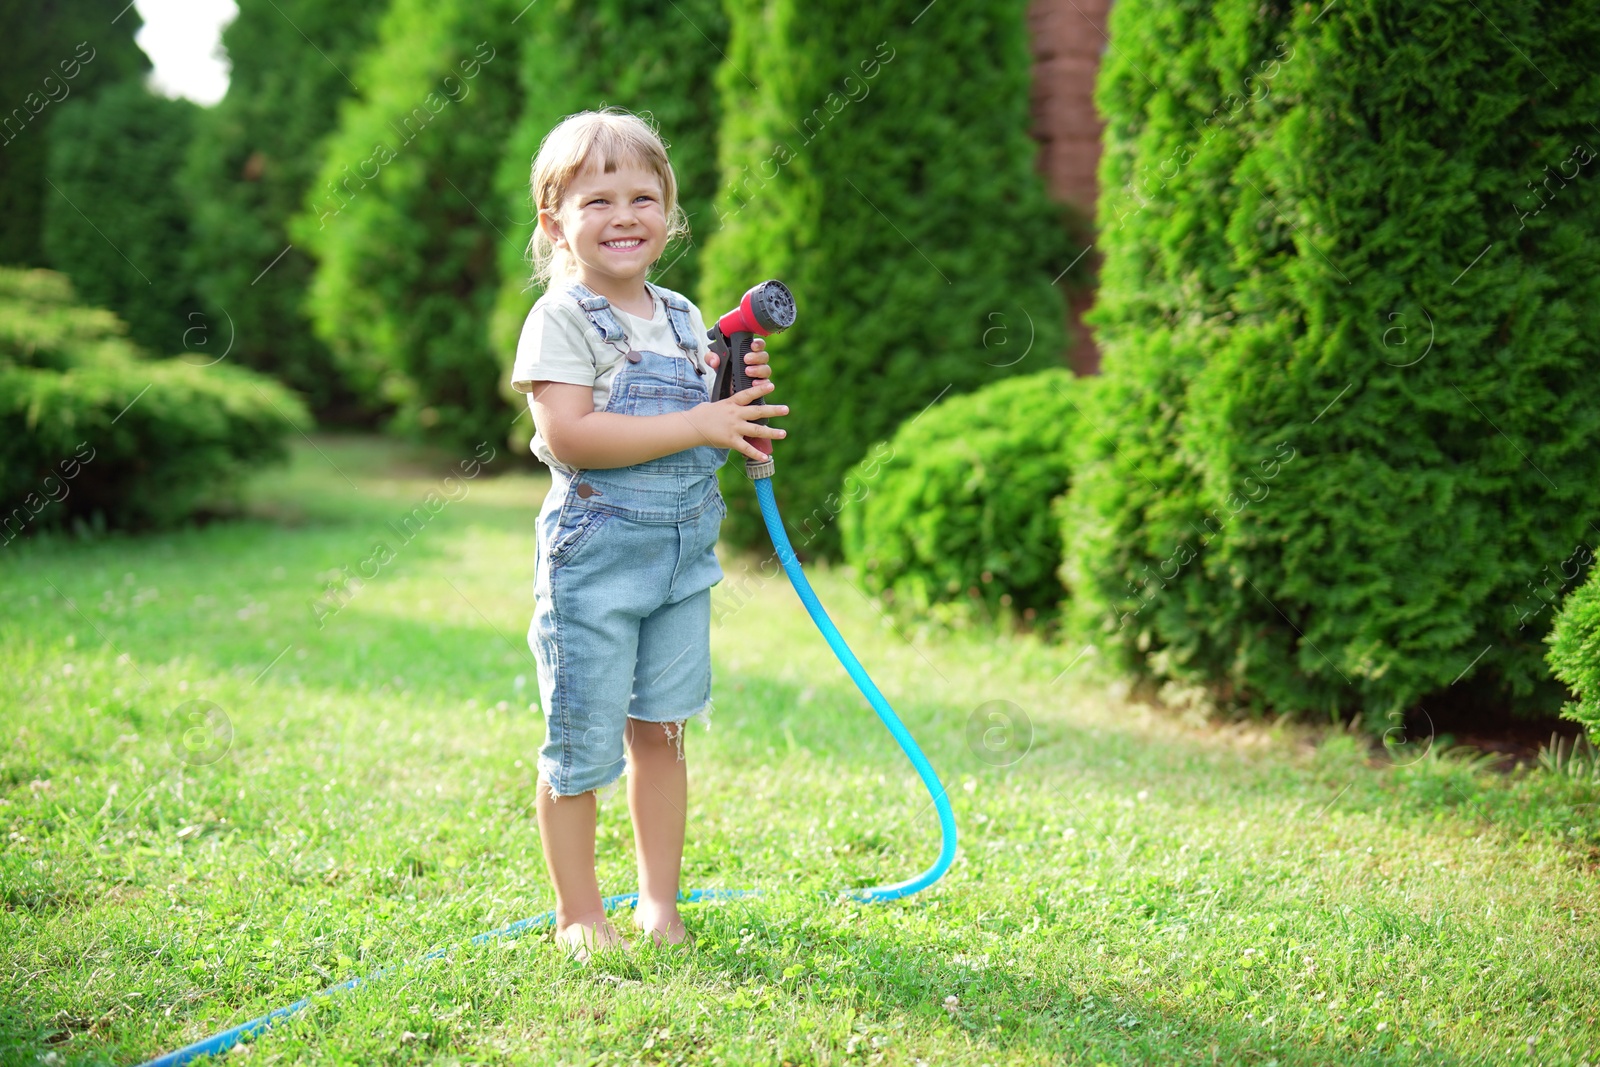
511, 287, 713, 472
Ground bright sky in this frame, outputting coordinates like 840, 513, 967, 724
134, 0, 238, 106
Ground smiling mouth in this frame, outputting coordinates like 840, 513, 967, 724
602, 238, 643, 250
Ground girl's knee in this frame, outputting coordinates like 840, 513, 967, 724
625, 716, 678, 748
625, 717, 688, 761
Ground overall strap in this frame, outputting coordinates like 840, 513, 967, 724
647, 281, 708, 372
564, 280, 629, 349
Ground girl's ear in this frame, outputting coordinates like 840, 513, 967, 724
537, 206, 566, 248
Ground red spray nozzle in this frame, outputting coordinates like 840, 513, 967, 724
715, 280, 797, 339
707, 280, 796, 463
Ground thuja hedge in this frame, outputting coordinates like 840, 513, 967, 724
1060, 0, 1600, 724
488, 0, 726, 458
182, 0, 382, 418
0, 0, 149, 266
294, 0, 526, 453
1548, 571, 1600, 744
839, 368, 1085, 630
0, 269, 309, 536
42, 82, 203, 354
701, 0, 1082, 560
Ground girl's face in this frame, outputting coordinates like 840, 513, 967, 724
541, 158, 668, 293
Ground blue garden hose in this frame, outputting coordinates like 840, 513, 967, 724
135, 470, 957, 1067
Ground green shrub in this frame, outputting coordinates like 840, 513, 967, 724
1061, 1, 1600, 726
181, 0, 382, 419
488, 0, 726, 457
41, 81, 203, 353
293, 0, 527, 453
0, 0, 149, 266
0, 268, 309, 536
1548, 569, 1600, 744
838, 368, 1085, 630
700, 0, 1083, 560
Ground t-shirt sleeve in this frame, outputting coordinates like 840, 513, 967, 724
510, 302, 600, 394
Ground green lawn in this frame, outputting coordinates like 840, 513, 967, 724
3, 434, 1599, 1066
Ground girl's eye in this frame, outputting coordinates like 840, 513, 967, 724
586, 198, 606, 207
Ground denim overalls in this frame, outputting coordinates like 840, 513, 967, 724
528, 280, 730, 801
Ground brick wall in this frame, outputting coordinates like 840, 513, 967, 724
1027, 0, 1110, 375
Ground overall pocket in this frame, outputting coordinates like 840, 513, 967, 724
548, 507, 613, 569
628, 381, 711, 416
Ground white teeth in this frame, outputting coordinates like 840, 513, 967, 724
604, 239, 642, 249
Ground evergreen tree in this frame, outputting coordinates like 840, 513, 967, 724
0, 267, 309, 535
1547, 564, 1600, 744
182, 0, 383, 418
1062, 0, 1600, 726
700, 0, 1079, 559
42, 82, 202, 353
0, 0, 149, 266
839, 367, 1087, 630
293, 0, 526, 452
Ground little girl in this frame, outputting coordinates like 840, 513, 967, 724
510, 108, 789, 961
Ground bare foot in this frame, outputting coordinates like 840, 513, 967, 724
555, 916, 630, 963
631, 900, 696, 948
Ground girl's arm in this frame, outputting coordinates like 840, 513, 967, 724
531, 343, 787, 470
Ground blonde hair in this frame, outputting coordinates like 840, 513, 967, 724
527, 107, 688, 287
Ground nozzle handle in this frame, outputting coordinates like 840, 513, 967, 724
727, 330, 772, 457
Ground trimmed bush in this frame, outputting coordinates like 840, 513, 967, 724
181, 0, 382, 418
489, 0, 727, 458
1548, 568, 1600, 744
41, 82, 203, 353
700, 0, 1083, 560
293, 0, 526, 452
1061, 1, 1600, 725
0, 268, 309, 536
0, 0, 149, 266
839, 368, 1085, 630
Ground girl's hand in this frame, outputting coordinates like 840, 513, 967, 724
704, 335, 774, 380
692, 378, 788, 462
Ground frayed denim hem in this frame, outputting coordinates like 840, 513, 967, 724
539, 757, 626, 805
